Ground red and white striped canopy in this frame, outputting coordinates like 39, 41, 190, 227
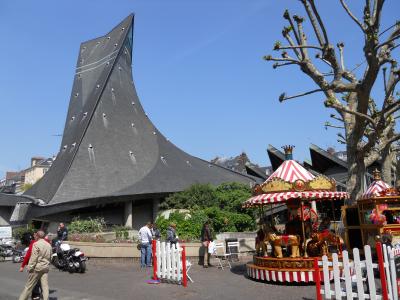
244, 159, 349, 207
243, 191, 349, 207
362, 180, 391, 199
266, 160, 314, 183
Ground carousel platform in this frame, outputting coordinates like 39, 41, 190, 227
246, 256, 339, 283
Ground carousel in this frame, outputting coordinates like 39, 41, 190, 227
343, 170, 400, 252
244, 146, 349, 283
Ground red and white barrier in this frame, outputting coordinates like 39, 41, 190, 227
152, 240, 187, 287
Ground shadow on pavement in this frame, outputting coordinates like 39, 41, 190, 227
49, 289, 57, 300
229, 264, 247, 276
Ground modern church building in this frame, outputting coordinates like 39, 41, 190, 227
0, 15, 257, 229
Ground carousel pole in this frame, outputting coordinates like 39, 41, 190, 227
330, 198, 339, 253
301, 201, 306, 254
331, 199, 337, 233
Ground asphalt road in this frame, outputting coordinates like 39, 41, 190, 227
0, 260, 316, 300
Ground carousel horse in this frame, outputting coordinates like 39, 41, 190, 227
266, 232, 301, 258
306, 233, 328, 257
305, 231, 343, 257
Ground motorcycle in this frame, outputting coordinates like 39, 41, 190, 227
0, 244, 19, 262
12, 247, 29, 263
51, 241, 87, 273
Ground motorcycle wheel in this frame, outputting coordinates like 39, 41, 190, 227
51, 256, 60, 269
12, 255, 21, 263
79, 260, 86, 273
68, 262, 75, 273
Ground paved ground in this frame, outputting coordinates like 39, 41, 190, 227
0, 259, 316, 300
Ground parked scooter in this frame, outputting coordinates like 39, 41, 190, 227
51, 241, 87, 273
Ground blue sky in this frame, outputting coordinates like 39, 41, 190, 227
0, 0, 399, 177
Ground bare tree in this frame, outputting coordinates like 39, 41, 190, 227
265, 0, 400, 202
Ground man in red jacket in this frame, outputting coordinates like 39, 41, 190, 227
19, 233, 50, 300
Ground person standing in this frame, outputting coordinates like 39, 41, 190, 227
20, 232, 42, 300
18, 230, 52, 300
138, 222, 153, 268
166, 223, 178, 245
151, 224, 161, 240
57, 223, 68, 242
201, 221, 213, 268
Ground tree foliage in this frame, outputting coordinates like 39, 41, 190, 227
156, 182, 255, 240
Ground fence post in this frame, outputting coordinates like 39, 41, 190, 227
376, 242, 389, 300
152, 240, 157, 280
314, 258, 322, 300
181, 246, 187, 287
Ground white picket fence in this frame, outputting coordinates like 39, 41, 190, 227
152, 240, 188, 287
316, 242, 398, 300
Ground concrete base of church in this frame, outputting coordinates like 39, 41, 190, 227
124, 201, 133, 228
32, 198, 163, 231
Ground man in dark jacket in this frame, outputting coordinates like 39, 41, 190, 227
166, 223, 178, 245
57, 223, 68, 242
201, 221, 212, 268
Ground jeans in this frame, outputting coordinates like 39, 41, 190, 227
140, 243, 152, 267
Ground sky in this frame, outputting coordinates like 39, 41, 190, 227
0, 0, 399, 178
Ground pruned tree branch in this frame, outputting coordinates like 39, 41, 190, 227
339, 0, 366, 32
324, 122, 344, 130
337, 42, 345, 71
278, 89, 323, 102
330, 113, 344, 122
276, 45, 323, 51
263, 55, 300, 64
301, 0, 325, 46
325, 98, 376, 127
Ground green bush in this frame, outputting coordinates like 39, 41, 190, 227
69, 217, 106, 233
155, 208, 255, 241
156, 182, 256, 240
156, 211, 208, 241
160, 184, 216, 210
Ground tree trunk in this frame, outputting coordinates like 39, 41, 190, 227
346, 144, 366, 204
380, 145, 394, 185
396, 156, 400, 188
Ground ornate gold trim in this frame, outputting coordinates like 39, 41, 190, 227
254, 175, 337, 195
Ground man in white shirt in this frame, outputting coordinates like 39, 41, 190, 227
138, 222, 153, 268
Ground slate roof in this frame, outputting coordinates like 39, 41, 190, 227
267, 144, 285, 171
23, 15, 256, 208
0, 193, 32, 207
309, 144, 348, 173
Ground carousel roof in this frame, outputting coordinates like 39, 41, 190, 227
267, 159, 315, 183
362, 180, 391, 199
243, 146, 349, 207
360, 170, 397, 199
243, 191, 348, 207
